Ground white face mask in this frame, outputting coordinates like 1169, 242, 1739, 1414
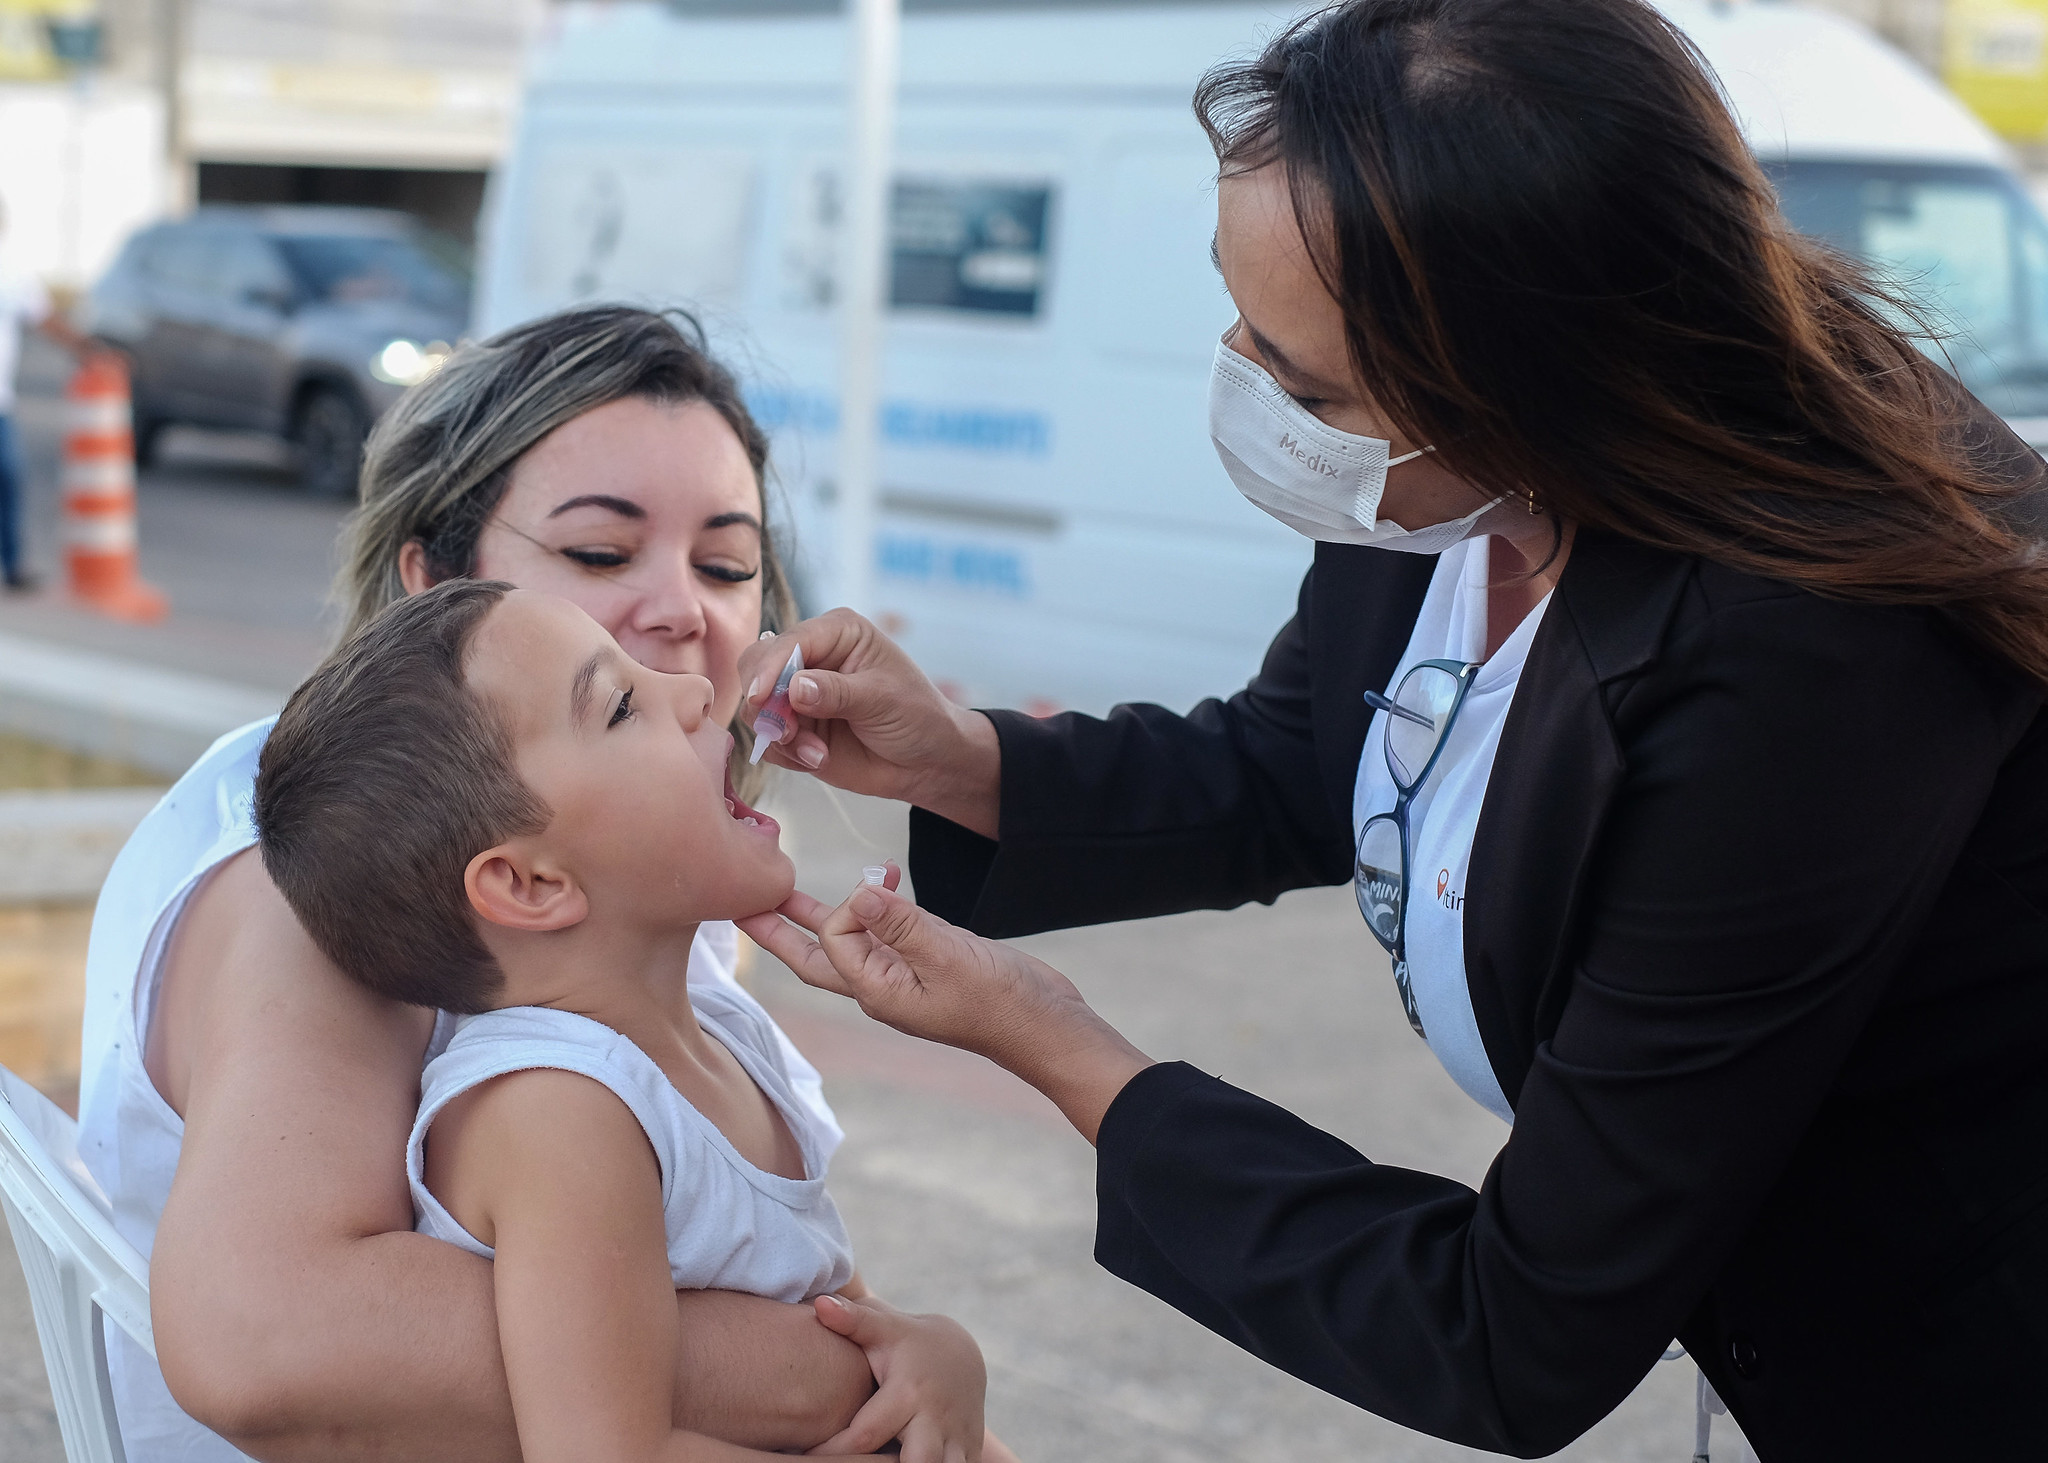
1208, 338, 1502, 553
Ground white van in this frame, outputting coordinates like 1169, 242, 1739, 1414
478, 0, 2048, 716
1668, 0, 2048, 448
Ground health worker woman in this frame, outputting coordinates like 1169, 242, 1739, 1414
741, 0, 2048, 1455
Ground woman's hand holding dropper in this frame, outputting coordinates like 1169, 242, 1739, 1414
738, 866, 1153, 1145
738, 611, 1003, 840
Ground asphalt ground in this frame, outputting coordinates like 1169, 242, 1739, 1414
0, 337, 1737, 1460
0, 336, 341, 692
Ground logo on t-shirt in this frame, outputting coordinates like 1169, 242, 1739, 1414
1436, 868, 1465, 913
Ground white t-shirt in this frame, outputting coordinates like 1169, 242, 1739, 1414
77, 717, 842, 1462
0, 271, 50, 414
411, 992, 855, 1304
1353, 537, 1552, 1125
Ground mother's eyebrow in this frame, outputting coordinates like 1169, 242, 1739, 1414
705, 511, 762, 532
548, 494, 646, 520
570, 650, 605, 726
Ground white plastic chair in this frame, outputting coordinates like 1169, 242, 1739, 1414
0, 1063, 152, 1463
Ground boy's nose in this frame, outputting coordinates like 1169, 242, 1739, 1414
672, 672, 716, 726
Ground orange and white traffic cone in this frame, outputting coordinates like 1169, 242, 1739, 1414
63, 355, 166, 624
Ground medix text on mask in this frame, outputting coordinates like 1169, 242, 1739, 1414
1207, 338, 1501, 554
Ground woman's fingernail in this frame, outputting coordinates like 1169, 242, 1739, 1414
790, 673, 819, 706
819, 1293, 849, 1312
746, 674, 763, 701
759, 629, 777, 641
798, 743, 825, 769
852, 889, 885, 919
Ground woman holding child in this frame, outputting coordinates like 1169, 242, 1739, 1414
735, 0, 2048, 1457
79, 306, 1002, 1461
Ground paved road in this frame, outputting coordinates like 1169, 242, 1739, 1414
0, 340, 1730, 1461
0, 336, 346, 690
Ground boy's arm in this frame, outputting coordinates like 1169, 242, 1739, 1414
803, 1284, 990, 1461
826, 1276, 1020, 1463
449, 1067, 873, 1463
149, 851, 873, 1461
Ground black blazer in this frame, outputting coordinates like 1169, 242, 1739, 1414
910, 525, 2048, 1457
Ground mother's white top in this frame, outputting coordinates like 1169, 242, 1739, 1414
75, 717, 840, 1462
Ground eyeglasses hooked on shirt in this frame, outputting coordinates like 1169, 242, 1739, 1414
1353, 658, 1484, 1036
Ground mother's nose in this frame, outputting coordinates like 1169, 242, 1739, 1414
624, 555, 710, 643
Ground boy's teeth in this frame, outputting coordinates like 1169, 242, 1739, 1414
725, 797, 737, 816
742, 816, 759, 828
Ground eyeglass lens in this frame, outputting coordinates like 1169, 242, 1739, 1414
1354, 814, 1404, 949
1385, 663, 1467, 787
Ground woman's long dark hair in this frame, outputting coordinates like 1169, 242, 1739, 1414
1197, 0, 2048, 683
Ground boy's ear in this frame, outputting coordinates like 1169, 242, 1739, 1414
465, 843, 589, 934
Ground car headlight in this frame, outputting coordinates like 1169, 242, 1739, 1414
369, 338, 452, 386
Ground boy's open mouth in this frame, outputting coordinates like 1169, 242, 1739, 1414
723, 744, 780, 839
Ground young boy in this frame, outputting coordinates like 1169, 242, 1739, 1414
255, 579, 1008, 1463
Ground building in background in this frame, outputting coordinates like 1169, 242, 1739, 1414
5, 0, 2046, 298
1789, 0, 2048, 167
1944, 0, 2048, 153
0, 0, 538, 299
1813, 0, 1948, 68
0, 0, 165, 290
183, 0, 542, 244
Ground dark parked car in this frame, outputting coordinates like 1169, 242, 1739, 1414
85, 206, 469, 495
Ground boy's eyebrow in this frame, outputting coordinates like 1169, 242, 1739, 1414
570, 650, 606, 726
549, 494, 645, 520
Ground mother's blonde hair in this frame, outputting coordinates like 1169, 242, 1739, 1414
336, 305, 797, 784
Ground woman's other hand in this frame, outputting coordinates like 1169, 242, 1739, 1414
738, 878, 1152, 1143
804, 1294, 986, 1461
738, 610, 1002, 838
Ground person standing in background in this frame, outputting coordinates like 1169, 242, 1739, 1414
0, 191, 97, 592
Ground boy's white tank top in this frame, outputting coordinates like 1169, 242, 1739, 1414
409, 990, 854, 1302
75, 717, 841, 1462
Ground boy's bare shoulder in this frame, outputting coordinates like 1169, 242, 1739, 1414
423, 1063, 663, 1247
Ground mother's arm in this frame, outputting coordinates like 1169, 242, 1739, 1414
148, 850, 872, 1461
